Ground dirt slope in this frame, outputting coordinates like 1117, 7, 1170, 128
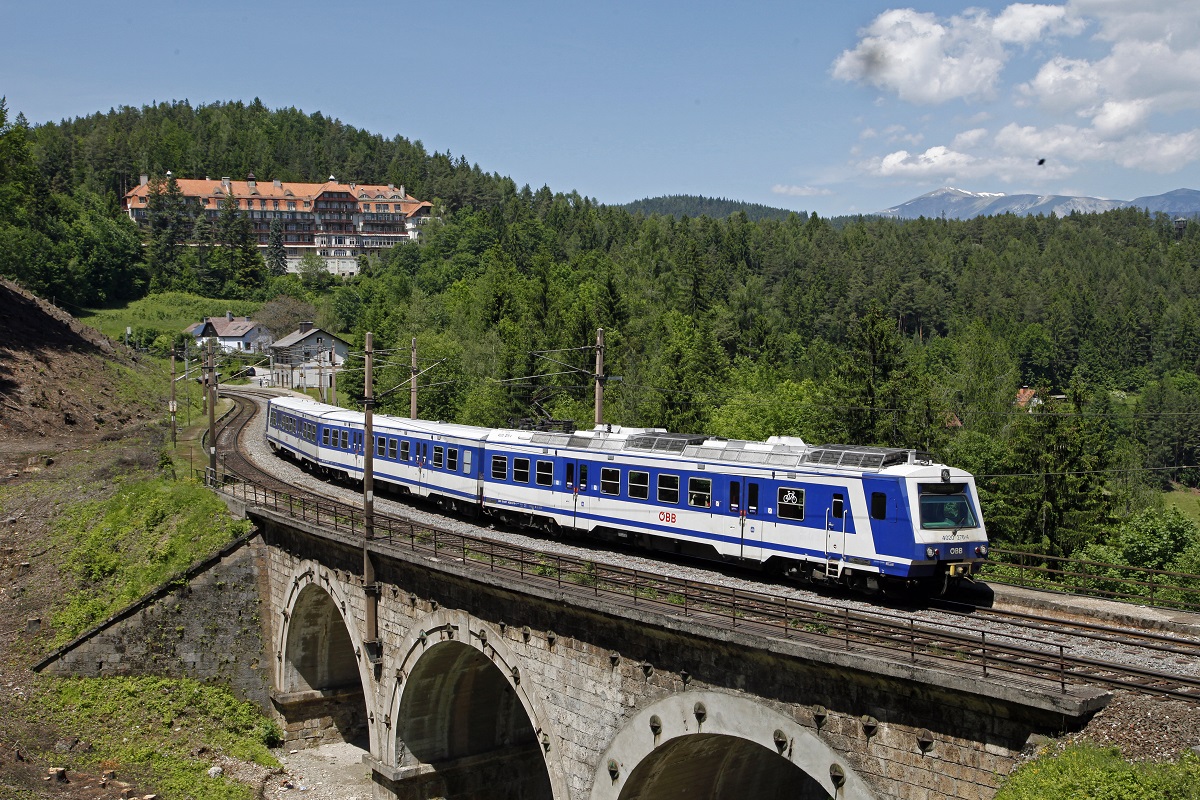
0, 279, 165, 799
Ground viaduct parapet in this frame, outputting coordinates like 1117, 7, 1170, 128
38, 498, 1108, 800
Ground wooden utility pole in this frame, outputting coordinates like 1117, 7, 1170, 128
594, 327, 605, 426
206, 339, 217, 484
330, 350, 337, 406
362, 333, 380, 664
410, 337, 418, 419
318, 349, 325, 403
184, 339, 191, 426
170, 354, 177, 448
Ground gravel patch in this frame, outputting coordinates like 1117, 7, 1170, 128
261, 742, 373, 800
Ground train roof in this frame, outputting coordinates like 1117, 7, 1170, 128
267, 395, 943, 474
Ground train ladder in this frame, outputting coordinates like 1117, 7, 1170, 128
825, 557, 841, 580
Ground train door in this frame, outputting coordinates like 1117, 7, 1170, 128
465, 448, 482, 510
416, 441, 428, 497
825, 493, 846, 575
729, 478, 762, 561
566, 460, 590, 530
352, 431, 364, 477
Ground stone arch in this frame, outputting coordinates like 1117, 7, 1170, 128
384, 609, 569, 800
276, 562, 373, 750
591, 691, 878, 800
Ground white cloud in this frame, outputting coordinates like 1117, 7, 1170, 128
1090, 99, 1150, 136
1019, 3, 1200, 122
993, 3, 1083, 43
874, 146, 978, 177
953, 128, 990, 148
832, 4, 1072, 104
993, 122, 1200, 172
772, 184, 833, 197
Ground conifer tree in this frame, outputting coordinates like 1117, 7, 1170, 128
266, 217, 287, 276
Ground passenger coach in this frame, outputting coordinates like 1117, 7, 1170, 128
265, 396, 988, 594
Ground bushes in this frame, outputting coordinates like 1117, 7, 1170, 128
51, 476, 251, 643
36, 676, 281, 800
997, 744, 1200, 800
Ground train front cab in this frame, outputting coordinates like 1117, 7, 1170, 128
906, 469, 988, 591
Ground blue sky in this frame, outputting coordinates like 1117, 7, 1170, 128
3, 1, 1198, 216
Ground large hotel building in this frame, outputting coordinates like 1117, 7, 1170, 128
123, 173, 433, 276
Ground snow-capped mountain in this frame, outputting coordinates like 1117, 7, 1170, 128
875, 187, 1200, 220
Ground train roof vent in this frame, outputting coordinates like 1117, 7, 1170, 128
803, 445, 912, 471
683, 445, 729, 460
626, 432, 709, 453
530, 432, 572, 447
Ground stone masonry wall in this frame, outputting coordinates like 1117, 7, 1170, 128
257, 515, 1085, 800
37, 534, 273, 709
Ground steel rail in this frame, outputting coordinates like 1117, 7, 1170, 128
213, 390, 1200, 703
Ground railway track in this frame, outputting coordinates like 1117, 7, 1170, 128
213, 388, 1200, 705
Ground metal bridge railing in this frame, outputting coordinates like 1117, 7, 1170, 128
203, 468, 1093, 696
984, 548, 1200, 612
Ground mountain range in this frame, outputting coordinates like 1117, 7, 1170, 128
875, 187, 1200, 220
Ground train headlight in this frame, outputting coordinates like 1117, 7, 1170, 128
925, 546, 937, 559
975, 545, 989, 558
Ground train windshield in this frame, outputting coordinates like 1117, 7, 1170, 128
918, 484, 978, 530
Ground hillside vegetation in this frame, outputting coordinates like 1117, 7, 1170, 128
5, 99, 1200, 565
621, 194, 801, 222
2, 95, 1200, 797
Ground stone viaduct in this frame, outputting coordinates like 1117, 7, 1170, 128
40, 496, 1107, 800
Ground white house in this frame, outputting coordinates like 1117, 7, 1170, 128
269, 323, 352, 398
187, 312, 272, 354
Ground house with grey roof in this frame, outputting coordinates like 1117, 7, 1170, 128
269, 322, 351, 396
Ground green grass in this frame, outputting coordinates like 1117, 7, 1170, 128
996, 744, 1200, 800
1164, 486, 1200, 530
33, 675, 280, 800
77, 292, 261, 342
51, 475, 252, 644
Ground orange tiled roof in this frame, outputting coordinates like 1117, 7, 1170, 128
125, 177, 432, 216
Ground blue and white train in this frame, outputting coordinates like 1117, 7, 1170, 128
265, 395, 989, 594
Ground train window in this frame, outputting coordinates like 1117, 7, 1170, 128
491, 455, 508, 480
832, 495, 844, 518
730, 482, 740, 511
448, 448, 459, 471
433, 446, 445, 468
918, 488, 976, 529
388, 439, 397, 459
341, 430, 349, 449
777, 487, 805, 520
536, 460, 553, 486
871, 492, 887, 520
463, 450, 473, 475
401, 440, 410, 461
629, 471, 649, 500
658, 474, 679, 504
514, 458, 530, 483
748, 483, 759, 513
580, 464, 589, 488
566, 463, 575, 487
688, 477, 712, 508
377, 436, 386, 457
322, 428, 330, 446
601, 467, 620, 495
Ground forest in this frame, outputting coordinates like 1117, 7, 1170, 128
5, 97, 1200, 575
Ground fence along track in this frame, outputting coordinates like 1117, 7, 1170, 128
208, 467, 1200, 703
213, 389, 1200, 703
